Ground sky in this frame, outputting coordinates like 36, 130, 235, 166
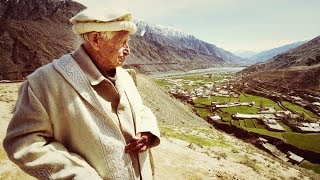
74, 0, 320, 53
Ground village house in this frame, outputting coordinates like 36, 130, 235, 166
208, 115, 222, 121
287, 151, 304, 164
312, 102, 320, 107
232, 113, 260, 120
298, 122, 320, 132
260, 114, 277, 120
257, 137, 268, 144
262, 119, 285, 132
258, 107, 276, 114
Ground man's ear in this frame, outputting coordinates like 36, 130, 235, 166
88, 32, 100, 50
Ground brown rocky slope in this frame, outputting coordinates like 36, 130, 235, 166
0, 0, 85, 80
241, 35, 320, 97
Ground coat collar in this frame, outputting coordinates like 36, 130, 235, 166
52, 47, 134, 115
71, 45, 109, 86
52, 52, 105, 113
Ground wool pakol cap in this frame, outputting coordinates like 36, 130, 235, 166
70, 8, 137, 35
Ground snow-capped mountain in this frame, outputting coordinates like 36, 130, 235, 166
125, 20, 245, 73
134, 20, 189, 38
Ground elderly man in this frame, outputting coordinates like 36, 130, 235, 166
3, 8, 160, 180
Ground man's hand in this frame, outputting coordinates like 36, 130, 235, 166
125, 132, 154, 153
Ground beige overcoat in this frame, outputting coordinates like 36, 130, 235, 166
3, 52, 160, 180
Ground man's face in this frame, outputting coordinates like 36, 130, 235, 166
96, 31, 130, 71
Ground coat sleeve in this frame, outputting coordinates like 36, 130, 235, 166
3, 81, 102, 180
138, 105, 161, 148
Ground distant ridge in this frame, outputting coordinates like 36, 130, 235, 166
241, 35, 320, 96
124, 20, 245, 74
248, 40, 308, 64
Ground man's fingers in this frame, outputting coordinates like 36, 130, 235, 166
125, 136, 146, 149
125, 135, 150, 153
136, 136, 148, 144
138, 145, 147, 153
125, 142, 144, 153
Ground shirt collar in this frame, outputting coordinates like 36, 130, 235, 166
71, 45, 107, 86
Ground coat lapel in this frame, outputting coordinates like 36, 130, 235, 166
52, 54, 105, 113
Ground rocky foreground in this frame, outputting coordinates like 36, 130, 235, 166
0, 76, 319, 179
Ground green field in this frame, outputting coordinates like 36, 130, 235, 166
244, 119, 256, 128
252, 119, 266, 129
239, 120, 245, 127
239, 93, 283, 111
195, 107, 211, 118
277, 120, 293, 132
194, 96, 238, 105
221, 106, 258, 114
282, 101, 319, 121
300, 161, 320, 174
231, 120, 240, 126
155, 79, 170, 88
158, 73, 320, 164
244, 128, 285, 140
283, 133, 320, 153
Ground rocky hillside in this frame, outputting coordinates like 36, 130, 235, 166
0, 0, 85, 80
244, 35, 320, 71
240, 35, 320, 96
248, 40, 308, 64
124, 20, 244, 74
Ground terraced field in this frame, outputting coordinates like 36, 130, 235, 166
156, 73, 320, 173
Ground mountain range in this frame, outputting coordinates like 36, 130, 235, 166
0, 0, 244, 80
124, 20, 244, 73
233, 50, 257, 59
241, 35, 320, 96
247, 40, 308, 64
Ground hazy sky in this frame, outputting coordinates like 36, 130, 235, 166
74, 0, 320, 53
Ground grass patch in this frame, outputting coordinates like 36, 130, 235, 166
283, 133, 320, 153
240, 93, 282, 111
231, 120, 240, 126
217, 121, 231, 125
194, 107, 211, 118
194, 96, 238, 105
160, 126, 230, 147
282, 101, 319, 121
155, 79, 170, 88
252, 119, 266, 129
244, 128, 285, 140
244, 119, 256, 128
220, 112, 232, 121
239, 120, 245, 127
277, 120, 293, 132
221, 106, 258, 114
300, 161, 320, 174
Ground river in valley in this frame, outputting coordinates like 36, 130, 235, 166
149, 66, 247, 79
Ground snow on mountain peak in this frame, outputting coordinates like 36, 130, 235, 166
133, 19, 189, 38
